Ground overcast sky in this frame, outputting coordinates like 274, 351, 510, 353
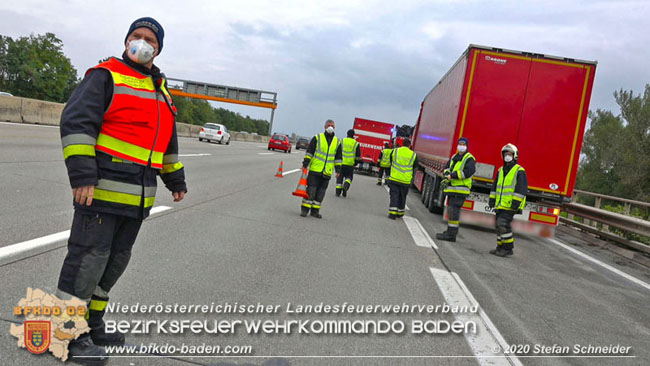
1, 0, 648, 137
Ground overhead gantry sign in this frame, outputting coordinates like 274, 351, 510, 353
166, 78, 278, 136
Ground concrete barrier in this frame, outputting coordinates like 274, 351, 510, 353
21, 97, 65, 125
0, 95, 23, 123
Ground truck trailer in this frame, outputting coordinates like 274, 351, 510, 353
412, 44, 597, 237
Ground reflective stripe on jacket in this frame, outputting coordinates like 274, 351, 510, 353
308, 133, 340, 176
341, 137, 359, 166
491, 164, 526, 211
388, 147, 416, 185
444, 152, 475, 196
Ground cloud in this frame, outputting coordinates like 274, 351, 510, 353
1, 0, 649, 136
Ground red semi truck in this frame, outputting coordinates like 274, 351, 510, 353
413, 45, 596, 237
353, 117, 395, 174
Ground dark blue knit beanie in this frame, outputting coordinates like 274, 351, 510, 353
125, 17, 164, 53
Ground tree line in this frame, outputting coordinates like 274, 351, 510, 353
173, 96, 269, 134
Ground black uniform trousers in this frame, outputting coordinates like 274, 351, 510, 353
336, 165, 354, 194
57, 210, 142, 328
302, 172, 330, 212
378, 166, 389, 183
446, 194, 467, 234
495, 209, 516, 251
388, 180, 409, 217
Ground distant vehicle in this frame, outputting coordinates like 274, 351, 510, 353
412, 44, 596, 237
353, 117, 395, 174
268, 133, 291, 153
251, 132, 258, 136
240, 131, 249, 134
295, 137, 310, 150
0, 91, 13, 97
199, 123, 231, 144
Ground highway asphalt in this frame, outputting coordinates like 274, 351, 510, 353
0, 122, 648, 366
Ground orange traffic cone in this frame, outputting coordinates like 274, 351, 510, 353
275, 161, 284, 177
292, 168, 309, 198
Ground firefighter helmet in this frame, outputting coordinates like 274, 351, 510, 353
501, 143, 519, 160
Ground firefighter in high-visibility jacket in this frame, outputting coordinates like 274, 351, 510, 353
57, 18, 186, 364
436, 137, 476, 242
301, 119, 343, 218
336, 129, 361, 197
377, 142, 393, 185
387, 138, 417, 219
488, 144, 528, 257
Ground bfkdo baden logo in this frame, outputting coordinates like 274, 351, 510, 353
25, 320, 51, 354
10, 288, 91, 362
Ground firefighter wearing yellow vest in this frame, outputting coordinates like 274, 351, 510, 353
57, 18, 186, 364
336, 129, 361, 197
488, 144, 528, 257
377, 141, 393, 185
436, 137, 476, 242
301, 119, 343, 218
387, 139, 417, 219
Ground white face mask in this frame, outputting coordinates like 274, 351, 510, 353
127, 39, 155, 64
457, 145, 467, 153
325, 126, 335, 134
504, 155, 514, 163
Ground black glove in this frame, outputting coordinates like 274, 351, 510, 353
488, 198, 495, 209
302, 160, 309, 168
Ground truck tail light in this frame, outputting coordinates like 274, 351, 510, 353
552, 208, 560, 216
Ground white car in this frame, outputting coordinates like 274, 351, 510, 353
0, 91, 13, 97
199, 123, 231, 144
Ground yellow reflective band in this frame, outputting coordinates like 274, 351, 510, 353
63, 144, 96, 159
93, 188, 156, 207
89, 299, 108, 312
161, 161, 184, 174
97, 133, 163, 166
110, 71, 155, 91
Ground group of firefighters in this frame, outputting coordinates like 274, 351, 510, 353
299, 119, 528, 259
51, 16, 528, 365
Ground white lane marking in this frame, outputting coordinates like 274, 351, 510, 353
548, 238, 650, 291
149, 205, 172, 215
403, 217, 438, 249
0, 206, 172, 265
0, 230, 70, 262
179, 153, 211, 157
0, 121, 59, 129
430, 268, 523, 366
282, 169, 301, 176
383, 184, 409, 210
258, 152, 274, 155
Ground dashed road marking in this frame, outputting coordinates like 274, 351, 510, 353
403, 216, 438, 249
282, 169, 301, 176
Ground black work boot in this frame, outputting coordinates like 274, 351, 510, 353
436, 231, 456, 242
377, 181, 382, 186
343, 182, 350, 197
489, 248, 513, 257
335, 188, 341, 197
388, 214, 397, 220
310, 208, 322, 218
67, 334, 108, 366
90, 325, 125, 347
300, 207, 309, 217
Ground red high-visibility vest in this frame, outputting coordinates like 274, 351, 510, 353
88, 58, 177, 169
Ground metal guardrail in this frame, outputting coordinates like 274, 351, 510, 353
561, 190, 650, 254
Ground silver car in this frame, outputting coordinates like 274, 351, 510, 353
199, 123, 231, 144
